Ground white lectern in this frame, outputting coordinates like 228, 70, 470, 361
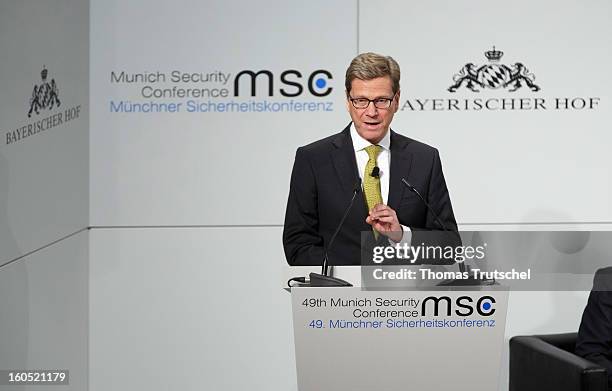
290, 286, 508, 391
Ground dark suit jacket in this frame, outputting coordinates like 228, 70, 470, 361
283, 123, 458, 266
576, 267, 612, 390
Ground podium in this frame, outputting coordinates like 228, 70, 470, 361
290, 286, 508, 391
284, 231, 607, 389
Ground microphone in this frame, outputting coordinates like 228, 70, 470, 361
401, 177, 461, 274
401, 178, 448, 231
400, 179, 492, 286
371, 166, 380, 178
308, 179, 362, 287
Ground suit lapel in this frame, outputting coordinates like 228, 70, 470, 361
331, 124, 369, 228
331, 124, 360, 194
388, 130, 413, 211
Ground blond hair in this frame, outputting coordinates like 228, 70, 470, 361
345, 52, 400, 95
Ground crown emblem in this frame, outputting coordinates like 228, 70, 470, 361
484, 46, 503, 62
41, 66, 48, 81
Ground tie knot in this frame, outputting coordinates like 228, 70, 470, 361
364, 144, 382, 160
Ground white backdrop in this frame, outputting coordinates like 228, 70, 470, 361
88, 0, 612, 227
90, 0, 356, 225
360, 0, 612, 225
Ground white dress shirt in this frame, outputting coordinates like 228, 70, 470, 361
350, 123, 391, 202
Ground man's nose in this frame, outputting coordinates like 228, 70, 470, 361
365, 101, 378, 116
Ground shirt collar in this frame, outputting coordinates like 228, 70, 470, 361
349, 122, 391, 152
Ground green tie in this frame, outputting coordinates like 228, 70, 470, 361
364, 145, 383, 238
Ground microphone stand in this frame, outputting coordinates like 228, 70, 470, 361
401, 178, 494, 287
289, 180, 361, 287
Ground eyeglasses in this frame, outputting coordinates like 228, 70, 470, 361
348, 95, 395, 109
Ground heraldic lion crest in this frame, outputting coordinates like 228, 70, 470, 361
448, 47, 540, 93
28, 66, 61, 117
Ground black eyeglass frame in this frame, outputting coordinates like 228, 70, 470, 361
347, 93, 397, 109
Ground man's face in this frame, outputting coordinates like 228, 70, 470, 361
346, 76, 399, 144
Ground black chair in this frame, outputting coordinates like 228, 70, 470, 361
510, 332, 608, 391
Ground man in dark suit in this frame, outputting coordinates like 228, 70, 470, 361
576, 267, 612, 390
283, 53, 457, 266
